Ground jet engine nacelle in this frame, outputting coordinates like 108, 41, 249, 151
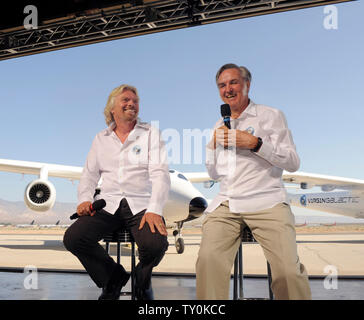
24, 179, 56, 212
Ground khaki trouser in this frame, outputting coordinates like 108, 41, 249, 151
196, 201, 311, 300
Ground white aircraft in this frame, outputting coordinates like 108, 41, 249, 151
0, 159, 208, 254
180, 171, 364, 220
283, 171, 364, 219
39, 220, 63, 228
1, 159, 364, 253
15, 219, 36, 228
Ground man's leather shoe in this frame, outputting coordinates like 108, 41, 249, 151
135, 285, 154, 300
98, 265, 130, 300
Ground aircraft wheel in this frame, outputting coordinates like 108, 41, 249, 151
175, 237, 185, 254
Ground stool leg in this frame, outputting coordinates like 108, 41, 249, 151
105, 242, 110, 254
238, 243, 243, 299
233, 252, 238, 300
131, 241, 136, 300
117, 241, 121, 265
267, 262, 274, 300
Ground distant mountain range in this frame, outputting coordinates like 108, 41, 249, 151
0, 198, 76, 224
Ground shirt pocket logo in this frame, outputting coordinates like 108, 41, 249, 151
133, 145, 141, 155
245, 126, 255, 135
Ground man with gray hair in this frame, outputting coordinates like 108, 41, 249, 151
196, 63, 311, 300
64, 84, 170, 300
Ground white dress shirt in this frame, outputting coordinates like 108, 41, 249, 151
78, 119, 171, 216
206, 100, 300, 213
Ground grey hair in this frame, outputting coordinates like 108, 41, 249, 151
215, 63, 252, 84
103, 84, 139, 126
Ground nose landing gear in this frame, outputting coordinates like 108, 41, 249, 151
173, 222, 185, 254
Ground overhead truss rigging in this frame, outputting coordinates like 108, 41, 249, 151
0, 0, 353, 61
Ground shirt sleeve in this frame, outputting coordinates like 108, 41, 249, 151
205, 145, 225, 181
146, 127, 171, 216
77, 136, 101, 205
205, 121, 227, 181
255, 109, 300, 172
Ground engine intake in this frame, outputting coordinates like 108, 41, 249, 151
24, 179, 56, 212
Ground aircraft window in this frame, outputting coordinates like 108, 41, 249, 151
178, 174, 188, 181
169, 170, 175, 173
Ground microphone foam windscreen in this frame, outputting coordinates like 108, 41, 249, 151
221, 104, 231, 117
93, 199, 106, 211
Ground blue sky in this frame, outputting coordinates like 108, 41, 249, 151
0, 1, 363, 220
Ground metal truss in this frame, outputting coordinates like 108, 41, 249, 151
0, 0, 353, 61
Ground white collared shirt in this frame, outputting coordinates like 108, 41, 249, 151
78, 120, 171, 216
206, 100, 300, 213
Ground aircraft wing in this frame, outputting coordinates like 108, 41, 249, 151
3, 159, 363, 193
182, 172, 214, 183
182, 169, 364, 193
0, 159, 83, 180
0, 159, 212, 183
283, 171, 364, 192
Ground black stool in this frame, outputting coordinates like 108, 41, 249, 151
233, 226, 274, 300
103, 228, 136, 300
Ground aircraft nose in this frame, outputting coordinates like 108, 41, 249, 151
189, 197, 208, 218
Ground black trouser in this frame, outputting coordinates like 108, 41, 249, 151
63, 198, 169, 289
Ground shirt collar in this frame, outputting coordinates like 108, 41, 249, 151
236, 99, 257, 119
105, 118, 148, 135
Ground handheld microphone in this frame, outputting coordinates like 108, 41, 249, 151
70, 199, 106, 220
220, 104, 231, 129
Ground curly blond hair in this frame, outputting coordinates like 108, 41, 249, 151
103, 84, 139, 125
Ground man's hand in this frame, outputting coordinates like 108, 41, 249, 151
215, 126, 258, 150
139, 212, 168, 236
208, 125, 225, 149
77, 201, 96, 217
233, 129, 258, 149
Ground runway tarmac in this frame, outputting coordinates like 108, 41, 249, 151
0, 231, 363, 276
0, 230, 363, 300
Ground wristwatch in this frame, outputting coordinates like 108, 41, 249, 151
251, 137, 263, 152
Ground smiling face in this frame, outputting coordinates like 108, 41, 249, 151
111, 89, 139, 124
217, 68, 250, 116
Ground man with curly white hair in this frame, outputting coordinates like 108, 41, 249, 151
64, 84, 170, 300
